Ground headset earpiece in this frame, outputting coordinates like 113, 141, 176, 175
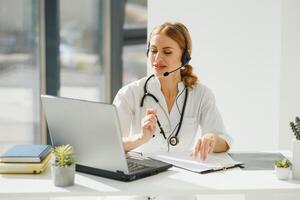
181, 48, 191, 66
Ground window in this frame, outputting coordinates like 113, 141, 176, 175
125, 0, 147, 28
0, 0, 147, 150
59, 0, 105, 102
123, 44, 147, 85
0, 0, 40, 153
123, 0, 147, 86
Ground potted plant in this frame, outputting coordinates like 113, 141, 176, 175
274, 159, 291, 180
290, 116, 300, 180
52, 144, 75, 187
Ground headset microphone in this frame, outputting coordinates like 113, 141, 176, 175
163, 47, 191, 77
163, 66, 183, 77
163, 56, 191, 77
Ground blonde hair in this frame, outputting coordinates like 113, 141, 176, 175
148, 22, 198, 89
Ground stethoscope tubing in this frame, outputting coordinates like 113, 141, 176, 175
140, 75, 188, 146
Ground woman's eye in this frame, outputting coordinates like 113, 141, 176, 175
164, 51, 172, 55
150, 50, 157, 54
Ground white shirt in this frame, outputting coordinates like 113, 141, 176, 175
113, 76, 232, 154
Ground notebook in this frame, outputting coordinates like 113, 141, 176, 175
0, 153, 52, 174
41, 95, 172, 182
0, 144, 52, 163
149, 151, 243, 174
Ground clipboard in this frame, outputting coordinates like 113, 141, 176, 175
149, 151, 243, 174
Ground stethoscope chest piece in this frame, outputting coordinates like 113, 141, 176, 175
141, 74, 189, 148
169, 136, 179, 146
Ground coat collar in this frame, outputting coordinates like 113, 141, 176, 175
148, 75, 186, 94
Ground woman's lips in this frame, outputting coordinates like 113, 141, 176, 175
153, 65, 166, 70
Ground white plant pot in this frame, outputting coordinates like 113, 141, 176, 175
275, 166, 291, 180
292, 139, 300, 180
52, 164, 75, 187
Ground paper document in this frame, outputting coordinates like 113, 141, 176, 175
149, 151, 243, 173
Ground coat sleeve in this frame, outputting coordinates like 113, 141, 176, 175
199, 87, 233, 148
113, 86, 135, 138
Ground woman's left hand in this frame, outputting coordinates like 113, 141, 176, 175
191, 133, 217, 160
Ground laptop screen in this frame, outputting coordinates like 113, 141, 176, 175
41, 95, 129, 174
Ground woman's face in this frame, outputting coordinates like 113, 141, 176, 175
148, 33, 182, 77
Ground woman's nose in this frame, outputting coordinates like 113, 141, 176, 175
154, 52, 163, 62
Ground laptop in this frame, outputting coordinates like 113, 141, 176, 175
41, 95, 172, 182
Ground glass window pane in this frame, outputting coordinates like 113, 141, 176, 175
123, 44, 147, 86
125, 0, 147, 28
59, 0, 105, 102
0, 0, 40, 153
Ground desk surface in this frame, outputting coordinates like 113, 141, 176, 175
1, 152, 300, 198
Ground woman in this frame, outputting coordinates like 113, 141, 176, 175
113, 22, 231, 160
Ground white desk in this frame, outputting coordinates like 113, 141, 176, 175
1, 152, 300, 200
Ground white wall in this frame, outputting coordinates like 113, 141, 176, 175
279, 0, 300, 149
148, 0, 291, 151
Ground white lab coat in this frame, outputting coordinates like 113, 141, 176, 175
113, 76, 232, 154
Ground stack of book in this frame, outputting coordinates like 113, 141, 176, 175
0, 144, 52, 174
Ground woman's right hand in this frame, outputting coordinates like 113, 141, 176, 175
140, 108, 157, 142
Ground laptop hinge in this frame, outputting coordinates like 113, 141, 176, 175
116, 170, 126, 175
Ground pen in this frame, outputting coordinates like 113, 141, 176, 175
155, 115, 167, 139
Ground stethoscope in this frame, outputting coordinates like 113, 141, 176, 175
140, 74, 188, 146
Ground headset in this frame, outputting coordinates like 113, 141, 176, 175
146, 23, 191, 67
141, 23, 191, 146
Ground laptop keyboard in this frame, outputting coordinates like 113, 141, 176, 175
127, 158, 148, 172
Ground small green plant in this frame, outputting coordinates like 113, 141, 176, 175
53, 144, 75, 167
290, 116, 300, 140
275, 159, 291, 168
